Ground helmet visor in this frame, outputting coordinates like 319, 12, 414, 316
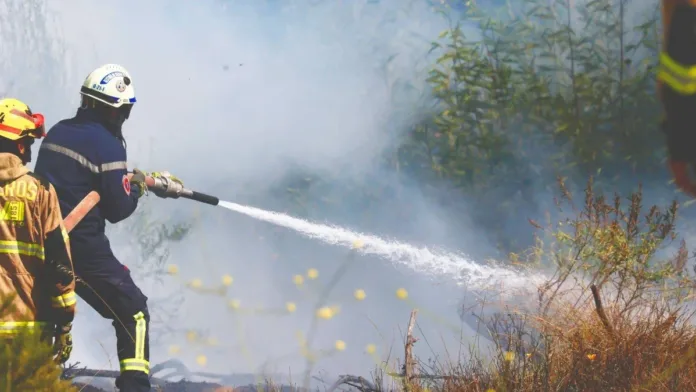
9, 109, 46, 138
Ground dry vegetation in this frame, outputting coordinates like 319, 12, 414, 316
345, 179, 696, 392
3, 0, 694, 391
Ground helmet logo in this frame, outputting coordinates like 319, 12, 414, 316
115, 79, 127, 93
100, 71, 125, 85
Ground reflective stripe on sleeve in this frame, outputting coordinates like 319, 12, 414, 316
40, 143, 128, 174
51, 291, 77, 308
658, 52, 696, 95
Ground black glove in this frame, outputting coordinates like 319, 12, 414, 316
130, 169, 148, 198
53, 323, 73, 364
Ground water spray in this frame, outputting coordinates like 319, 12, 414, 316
63, 174, 545, 293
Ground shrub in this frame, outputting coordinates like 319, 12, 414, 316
0, 295, 77, 392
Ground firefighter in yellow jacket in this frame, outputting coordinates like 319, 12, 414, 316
0, 97, 76, 364
659, 0, 696, 196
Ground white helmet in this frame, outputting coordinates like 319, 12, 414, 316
80, 64, 136, 108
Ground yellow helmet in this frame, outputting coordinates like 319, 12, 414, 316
0, 98, 46, 141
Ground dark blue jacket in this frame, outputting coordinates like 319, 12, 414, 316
34, 110, 141, 258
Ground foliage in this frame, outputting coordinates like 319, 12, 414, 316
407, 0, 662, 186
362, 181, 696, 391
0, 295, 77, 392
538, 177, 688, 307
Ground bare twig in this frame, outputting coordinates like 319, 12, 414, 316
326, 375, 378, 392
590, 284, 615, 340
402, 309, 419, 391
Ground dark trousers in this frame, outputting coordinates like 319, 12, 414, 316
73, 246, 151, 392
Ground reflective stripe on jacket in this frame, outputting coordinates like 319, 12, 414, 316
0, 153, 76, 335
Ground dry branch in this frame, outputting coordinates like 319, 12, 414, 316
402, 309, 419, 391
590, 284, 615, 340
326, 375, 378, 392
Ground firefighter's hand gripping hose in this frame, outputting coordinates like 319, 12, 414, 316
128, 171, 219, 205
64, 172, 220, 232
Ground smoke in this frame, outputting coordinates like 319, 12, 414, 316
0, 0, 677, 389
0, 0, 508, 386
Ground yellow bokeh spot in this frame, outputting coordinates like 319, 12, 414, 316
222, 274, 233, 286
168, 345, 180, 355
396, 288, 408, 300
293, 275, 304, 285
586, 353, 597, 361
186, 330, 197, 342
189, 278, 202, 288
316, 306, 334, 319
486, 389, 496, 392
504, 351, 515, 361
307, 268, 319, 279
206, 337, 219, 346
354, 289, 366, 300
352, 239, 364, 249
228, 299, 241, 310
196, 355, 207, 366
166, 264, 179, 275
295, 330, 305, 342
366, 344, 376, 354
286, 302, 297, 313
335, 340, 346, 351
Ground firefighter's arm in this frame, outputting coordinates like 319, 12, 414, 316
43, 183, 76, 327
659, 0, 696, 196
98, 140, 139, 224
661, 0, 695, 162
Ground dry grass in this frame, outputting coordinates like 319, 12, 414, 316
351, 178, 696, 392
16, 178, 696, 392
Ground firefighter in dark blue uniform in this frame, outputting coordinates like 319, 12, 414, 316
34, 64, 182, 392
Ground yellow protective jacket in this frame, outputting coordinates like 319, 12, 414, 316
0, 153, 76, 337
659, 0, 696, 163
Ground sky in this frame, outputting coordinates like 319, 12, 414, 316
0, 0, 670, 390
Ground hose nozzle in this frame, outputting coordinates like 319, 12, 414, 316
128, 171, 220, 206
144, 172, 190, 199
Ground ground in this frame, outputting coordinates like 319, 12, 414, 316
74, 381, 300, 392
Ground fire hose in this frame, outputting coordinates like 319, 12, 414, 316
63, 172, 219, 232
